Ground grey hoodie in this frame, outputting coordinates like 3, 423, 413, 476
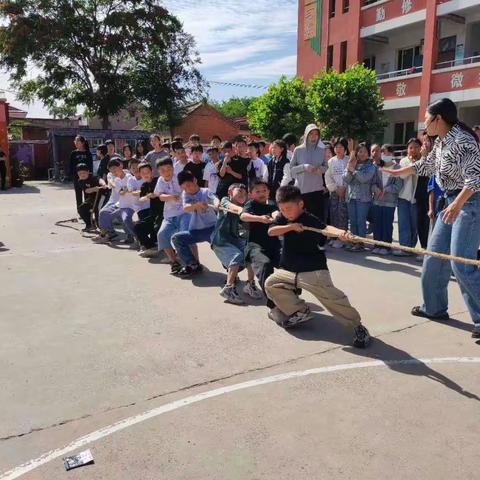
290, 124, 327, 194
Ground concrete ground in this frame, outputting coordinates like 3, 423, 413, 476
0, 181, 479, 480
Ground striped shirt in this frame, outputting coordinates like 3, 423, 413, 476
412, 124, 480, 193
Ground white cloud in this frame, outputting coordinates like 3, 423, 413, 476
218, 55, 297, 81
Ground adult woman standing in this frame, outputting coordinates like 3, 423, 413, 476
69, 135, 93, 207
384, 98, 480, 338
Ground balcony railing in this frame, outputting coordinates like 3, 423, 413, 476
376, 66, 423, 81
362, 0, 382, 6
434, 55, 480, 70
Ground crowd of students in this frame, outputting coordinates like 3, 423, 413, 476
69, 116, 478, 348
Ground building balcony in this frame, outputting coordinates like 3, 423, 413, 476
378, 73, 422, 109
360, 0, 426, 38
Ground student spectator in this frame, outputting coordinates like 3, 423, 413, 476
173, 143, 189, 177
105, 139, 123, 163
135, 162, 163, 258
323, 143, 334, 223
171, 171, 218, 277
343, 143, 376, 251
216, 138, 250, 199
154, 158, 190, 274
0, 150, 7, 190
93, 159, 132, 244
370, 143, 382, 166
76, 163, 106, 232
203, 147, 221, 193
70, 135, 93, 207
122, 144, 134, 169
325, 137, 349, 248
371, 153, 403, 255
184, 145, 206, 187
240, 179, 281, 307
211, 183, 262, 304
203, 135, 224, 163
258, 141, 269, 164
282, 133, 298, 161
135, 140, 147, 161
248, 141, 268, 183
96, 144, 110, 180
161, 142, 171, 156
427, 175, 444, 231
395, 138, 423, 256
267, 139, 289, 200
290, 124, 328, 222
189, 134, 201, 147
221, 140, 233, 159
145, 134, 169, 170
265, 185, 371, 347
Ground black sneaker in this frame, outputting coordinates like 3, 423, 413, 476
170, 262, 182, 274
411, 306, 449, 321
472, 325, 480, 339
353, 325, 371, 348
176, 264, 201, 277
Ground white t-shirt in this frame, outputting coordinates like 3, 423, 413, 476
249, 158, 268, 181
107, 171, 131, 206
174, 161, 189, 177
203, 161, 220, 193
398, 157, 418, 203
127, 176, 147, 212
117, 174, 135, 209
154, 176, 184, 218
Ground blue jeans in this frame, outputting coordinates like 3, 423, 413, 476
157, 214, 190, 251
212, 238, 246, 269
398, 198, 417, 247
171, 226, 215, 267
120, 208, 135, 237
347, 200, 371, 237
99, 202, 122, 235
421, 193, 480, 325
372, 205, 395, 244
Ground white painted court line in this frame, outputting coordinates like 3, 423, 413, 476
1, 356, 479, 480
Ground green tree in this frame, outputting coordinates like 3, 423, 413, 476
130, 34, 207, 134
306, 64, 386, 141
0, 1, 202, 129
212, 97, 255, 120
247, 76, 314, 140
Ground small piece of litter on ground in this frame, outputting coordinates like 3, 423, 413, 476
63, 449, 94, 471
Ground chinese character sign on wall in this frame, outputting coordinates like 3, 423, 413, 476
304, 1, 317, 41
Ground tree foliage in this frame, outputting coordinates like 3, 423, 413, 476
211, 97, 255, 120
306, 64, 386, 141
0, 0, 205, 129
247, 76, 314, 141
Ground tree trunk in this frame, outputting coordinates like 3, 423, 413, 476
102, 115, 110, 130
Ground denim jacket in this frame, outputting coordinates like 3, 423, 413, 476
343, 159, 376, 203
372, 164, 403, 208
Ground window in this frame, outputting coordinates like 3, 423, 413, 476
437, 35, 457, 63
393, 122, 416, 145
327, 45, 334, 70
397, 45, 422, 70
343, 0, 350, 13
363, 56, 376, 70
329, 0, 336, 18
340, 41, 348, 72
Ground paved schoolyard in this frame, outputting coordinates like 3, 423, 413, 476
0, 182, 479, 480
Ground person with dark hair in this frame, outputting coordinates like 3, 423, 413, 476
105, 139, 123, 163
248, 141, 268, 183
240, 179, 281, 306
282, 133, 298, 160
203, 147, 221, 193
267, 139, 289, 200
394, 137, 423, 256
384, 98, 480, 337
325, 137, 350, 248
0, 150, 7, 190
173, 144, 189, 176
203, 135, 224, 163
183, 145, 206, 187
290, 124, 328, 225
370, 143, 382, 166
343, 143, 376, 251
145, 134, 169, 171
257, 140, 269, 164
96, 144, 109, 179
70, 135, 93, 207
216, 138, 250, 199
76, 163, 106, 232
473, 125, 480, 142
264, 185, 371, 347
122, 144, 134, 169
135, 140, 147, 161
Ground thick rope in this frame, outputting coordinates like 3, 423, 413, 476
301, 226, 480, 267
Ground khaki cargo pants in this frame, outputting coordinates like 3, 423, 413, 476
265, 269, 361, 328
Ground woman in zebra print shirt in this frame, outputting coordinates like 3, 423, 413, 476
385, 98, 480, 339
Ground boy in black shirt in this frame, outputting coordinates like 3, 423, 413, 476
134, 162, 163, 258
265, 186, 370, 348
216, 138, 250, 199
184, 145, 205, 187
76, 164, 106, 232
240, 180, 281, 307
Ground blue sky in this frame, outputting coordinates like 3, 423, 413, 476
1, 0, 298, 117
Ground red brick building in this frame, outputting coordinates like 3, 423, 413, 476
297, 0, 480, 146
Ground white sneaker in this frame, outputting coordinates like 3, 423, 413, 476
243, 281, 263, 300
393, 249, 410, 257
284, 306, 314, 328
332, 239, 344, 249
378, 248, 390, 255
220, 285, 244, 305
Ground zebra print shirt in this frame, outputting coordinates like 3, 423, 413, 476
413, 124, 480, 193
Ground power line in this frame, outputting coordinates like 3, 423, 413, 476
208, 80, 269, 90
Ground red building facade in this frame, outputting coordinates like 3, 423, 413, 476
298, 0, 480, 146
